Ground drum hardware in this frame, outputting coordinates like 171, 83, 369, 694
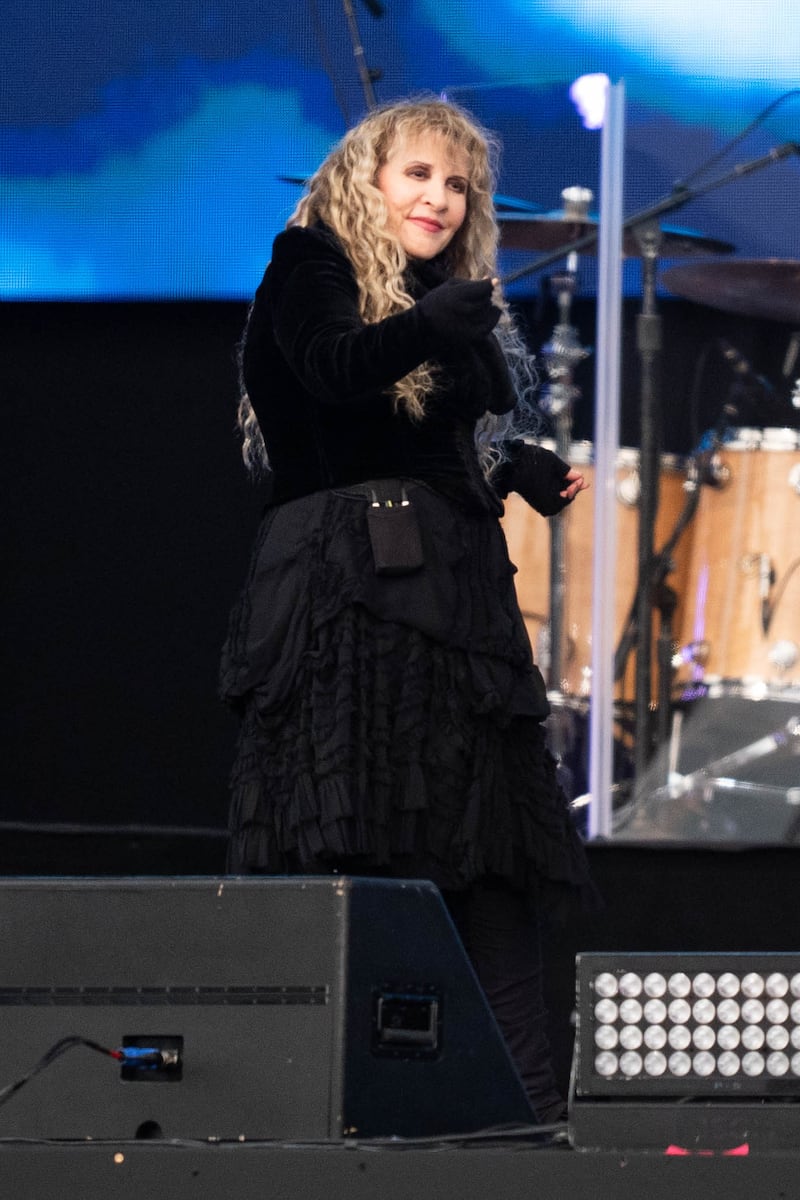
615, 688, 800, 842
537, 187, 594, 696
717, 337, 776, 400
569, 781, 637, 837
662, 259, 800, 326
762, 554, 800, 643
783, 332, 800, 381
500, 146, 794, 804
703, 452, 732, 488
614, 467, 641, 508
637, 713, 800, 842
544, 694, 636, 827
341, 0, 383, 112
630, 212, 669, 783
759, 555, 775, 637
671, 640, 710, 670
664, 715, 800, 801
612, 452, 702, 721
532, 621, 578, 683
769, 640, 800, 677
497, 212, 735, 259
690, 396, 742, 487
736, 551, 775, 634
653, 576, 680, 750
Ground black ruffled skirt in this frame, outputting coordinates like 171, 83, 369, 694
219, 481, 589, 895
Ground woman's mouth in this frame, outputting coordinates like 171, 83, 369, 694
409, 217, 444, 233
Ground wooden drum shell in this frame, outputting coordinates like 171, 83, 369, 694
676, 428, 800, 687
501, 442, 693, 698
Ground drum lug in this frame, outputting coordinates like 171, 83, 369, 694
672, 640, 710, 670
768, 640, 800, 676
739, 551, 773, 580
615, 469, 641, 508
708, 453, 731, 488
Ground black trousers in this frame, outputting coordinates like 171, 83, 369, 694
444, 879, 563, 1123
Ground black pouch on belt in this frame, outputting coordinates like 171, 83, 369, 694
365, 481, 425, 576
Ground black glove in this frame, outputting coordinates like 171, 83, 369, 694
493, 442, 575, 516
417, 277, 501, 346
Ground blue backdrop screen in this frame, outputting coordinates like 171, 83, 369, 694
4, 0, 799, 299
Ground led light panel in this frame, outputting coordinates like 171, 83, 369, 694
575, 953, 800, 1096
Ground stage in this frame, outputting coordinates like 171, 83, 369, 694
0, 851, 798, 1197
1, 835, 800, 1113
4, 283, 800, 1200
2, 1130, 800, 1199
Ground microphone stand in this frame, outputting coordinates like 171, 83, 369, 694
501, 141, 799, 782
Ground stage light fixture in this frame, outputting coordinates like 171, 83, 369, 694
569, 953, 800, 1152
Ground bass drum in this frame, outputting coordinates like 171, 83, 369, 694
501, 441, 693, 697
676, 428, 800, 687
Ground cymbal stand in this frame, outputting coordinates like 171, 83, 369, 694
539, 190, 592, 692
616, 459, 703, 757
667, 715, 800, 801
631, 220, 664, 779
341, 0, 382, 111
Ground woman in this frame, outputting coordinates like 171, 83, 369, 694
220, 97, 590, 1122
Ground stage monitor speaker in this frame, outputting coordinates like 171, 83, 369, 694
0, 877, 532, 1141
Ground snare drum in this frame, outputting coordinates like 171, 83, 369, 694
501, 442, 692, 696
677, 427, 800, 686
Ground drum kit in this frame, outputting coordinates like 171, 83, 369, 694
498, 195, 800, 841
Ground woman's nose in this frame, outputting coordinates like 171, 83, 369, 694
422, 177, 448, 209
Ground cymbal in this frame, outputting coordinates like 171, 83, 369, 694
663, 259, 800, 324
498, 211, 735, 258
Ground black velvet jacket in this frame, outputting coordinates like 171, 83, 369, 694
242, 222, 571, 515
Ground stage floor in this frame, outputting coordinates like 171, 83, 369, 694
1, 1136, 799, 1200
1, 838, 799, 1196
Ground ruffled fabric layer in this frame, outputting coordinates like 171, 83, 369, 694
220, 482, 589, 894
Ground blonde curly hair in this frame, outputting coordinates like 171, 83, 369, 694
239, 96, 538, 474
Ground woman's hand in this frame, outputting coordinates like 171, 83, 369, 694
559, 466, 590, 503
417, 277, 501, 345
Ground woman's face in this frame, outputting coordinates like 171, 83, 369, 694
376, 131, 470, 260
